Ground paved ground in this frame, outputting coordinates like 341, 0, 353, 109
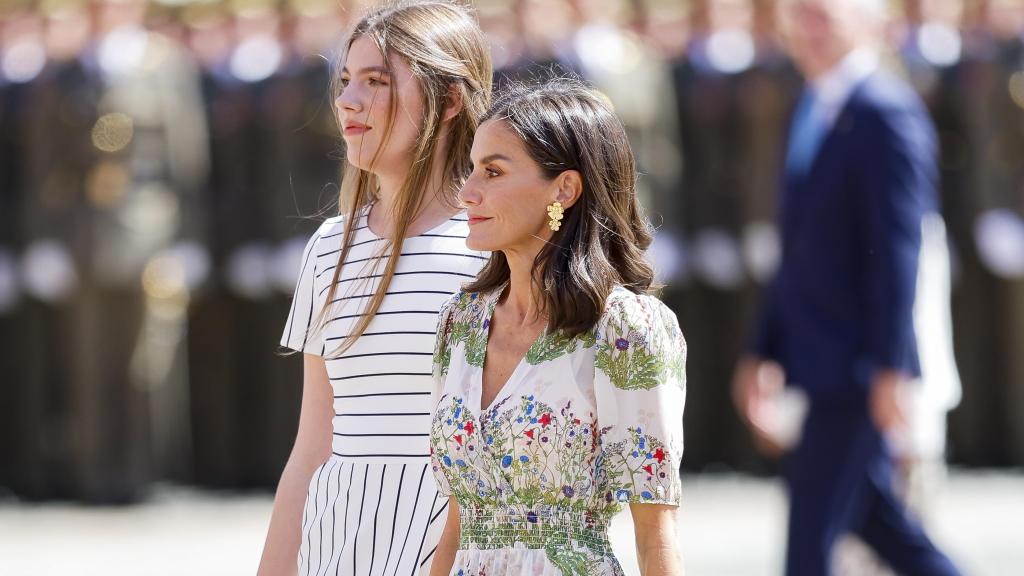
0, 471, 1020, 575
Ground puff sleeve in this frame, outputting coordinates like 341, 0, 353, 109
594, 291, 686, 507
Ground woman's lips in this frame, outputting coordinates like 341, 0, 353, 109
343, 124, 370, 136
468, 216, 491, 226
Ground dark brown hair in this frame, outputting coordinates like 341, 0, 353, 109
463, 78, 656, 337
316, 0, 492, 357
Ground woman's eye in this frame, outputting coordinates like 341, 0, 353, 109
368, 77, 387, 87
340, 77, 350, 87
485, 168, 500, 178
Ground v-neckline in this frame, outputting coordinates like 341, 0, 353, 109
476, 286, 547, 415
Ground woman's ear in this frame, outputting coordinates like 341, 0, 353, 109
442, 83, 464, 124
554, 170, 583, 209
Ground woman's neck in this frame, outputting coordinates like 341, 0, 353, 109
500, 243, 547, 327
370, 134, 460, 238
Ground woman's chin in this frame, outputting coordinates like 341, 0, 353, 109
345, 151, 372, 172
465, 235, 487, 252
465, 232, 500, 253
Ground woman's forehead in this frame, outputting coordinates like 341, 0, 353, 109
344, 35, 414, 78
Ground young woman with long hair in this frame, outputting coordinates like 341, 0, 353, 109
259, 3, 492, 574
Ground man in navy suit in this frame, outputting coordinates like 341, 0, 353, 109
732, 0, 963, 573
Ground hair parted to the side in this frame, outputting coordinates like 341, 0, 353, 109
315, 0, 492, 357
464, 77, 657, 338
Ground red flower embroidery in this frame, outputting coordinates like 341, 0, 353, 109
525, 429, 535, 440
654, 448, 666, 463
464, 421, 474, 436
644, 465, 654, 475
454, 434, 463, 446
538, 413, 551, 427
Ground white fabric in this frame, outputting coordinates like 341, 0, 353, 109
430, 288, 687, 575
281, 209, 487, 575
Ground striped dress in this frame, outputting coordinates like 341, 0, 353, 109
280, 208, 487, 576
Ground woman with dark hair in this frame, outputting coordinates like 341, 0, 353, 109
428, 79, 687, 575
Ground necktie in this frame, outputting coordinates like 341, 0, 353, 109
785, 88, 826, 177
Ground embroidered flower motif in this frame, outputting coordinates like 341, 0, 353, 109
429, 289, 686, 575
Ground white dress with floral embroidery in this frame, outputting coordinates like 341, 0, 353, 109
429, 286, 687, 576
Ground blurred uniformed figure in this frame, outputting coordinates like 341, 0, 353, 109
0, 0, 45, 499
893, 0, 966, 492
186, 0, 342, 488
732, 0, 803, 471
670, 0, 766, 470
919, 0, 1024, 466
5, 0, 96, 501
975, 0, 1024, 465
491, 0, 579, 87
17, 0, 208, 502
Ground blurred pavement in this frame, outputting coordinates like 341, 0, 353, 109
0, 471, 1020, 575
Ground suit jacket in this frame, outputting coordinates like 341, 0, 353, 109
752, 70, 939, 405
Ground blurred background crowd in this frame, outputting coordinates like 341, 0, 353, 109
1, 0, 1023, 506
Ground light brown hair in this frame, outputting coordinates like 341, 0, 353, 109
464, 78, 657, 337
317, 0, 492, 356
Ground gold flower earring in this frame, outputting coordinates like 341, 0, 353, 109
547, 201, 564, 231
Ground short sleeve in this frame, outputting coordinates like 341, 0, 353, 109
280, 228, 325, 355
594, 291, 686, 507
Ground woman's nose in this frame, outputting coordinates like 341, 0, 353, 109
458, 175, 481, 207
335, 88, 361, 114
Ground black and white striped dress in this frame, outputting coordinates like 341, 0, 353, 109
280, 208, 487, 576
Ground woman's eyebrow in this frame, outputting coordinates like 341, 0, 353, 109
479, 153, 512, 164
341, 65, 392, 76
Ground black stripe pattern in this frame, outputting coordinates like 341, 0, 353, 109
281, 210, 486, 575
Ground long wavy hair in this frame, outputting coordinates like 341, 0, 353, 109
316, 0, 492, 357
463, 78, 657, 338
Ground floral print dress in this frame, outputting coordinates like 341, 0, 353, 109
429, 286, 687, 575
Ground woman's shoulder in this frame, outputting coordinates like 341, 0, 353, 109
598, 287, 685, 349
438, 288, 493, 322
601, 287, 678, 324
315, 213, 359, 242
